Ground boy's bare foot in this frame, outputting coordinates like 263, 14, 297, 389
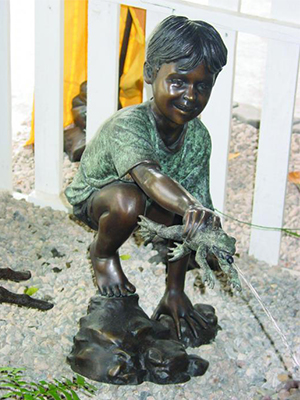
89, 242, 136, 297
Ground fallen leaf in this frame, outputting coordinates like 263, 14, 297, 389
24, 287, 39, 296
229, 152, 240, 160
288, 171, 300, 184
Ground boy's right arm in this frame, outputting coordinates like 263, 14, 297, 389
130, 163, 220, 236
131, 163, 220, 338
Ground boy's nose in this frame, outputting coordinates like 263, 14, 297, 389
183, 85, 196, 102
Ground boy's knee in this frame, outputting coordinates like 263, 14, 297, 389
116, 183, 147, 222
92, 182, 146, 225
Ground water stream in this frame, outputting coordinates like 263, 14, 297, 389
233, 263, 300, 377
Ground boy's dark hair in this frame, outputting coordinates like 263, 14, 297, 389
145, 15, 227, 81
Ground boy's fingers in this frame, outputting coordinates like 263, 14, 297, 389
173, 316, 182, 340
185, 315, 199, 338
183, 210, 195, 236
184, 208, 219, 241
186, 211, 209, 241
187, 213, 201, 239
183, 209, 201, 240
191, 310, 208, 330
199, 211, 210, 227
212, 215, 221, 230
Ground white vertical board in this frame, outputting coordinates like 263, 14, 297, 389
201, 28, 237, 214
0, 0, 12, 192
86, 0, 120, 143
249, 42, 299, 265
249, 0, 300, 265
30, 0, 64, 209
143, 8, 172, 101
201, 0, 240, 213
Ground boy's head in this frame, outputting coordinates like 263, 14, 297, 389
144, 15, 227, 83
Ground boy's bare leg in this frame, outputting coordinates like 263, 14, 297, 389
89, 182, 146, 297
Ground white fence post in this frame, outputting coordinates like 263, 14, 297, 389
143, 7, 172, 101
249, 0, 300, 265
0, 0, 12, 192
28, 0, 66, 210
86, 0, 120, 143
201, 0, 240, 214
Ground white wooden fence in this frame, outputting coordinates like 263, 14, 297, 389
1, 0, 299, 265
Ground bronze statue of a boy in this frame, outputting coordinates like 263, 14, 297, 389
65, 16, 229, 339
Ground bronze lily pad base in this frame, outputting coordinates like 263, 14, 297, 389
67, 294, 219, 385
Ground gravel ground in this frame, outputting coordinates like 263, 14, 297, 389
0, 119, 299, 399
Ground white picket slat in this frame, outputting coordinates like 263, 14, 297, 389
0, 0, 12, 192
249, 41, 299, 265
201, 0, 240, 214
143, 8, 172, 101
28, 0, 66, 210
249, 0, 300, 265
86, 0, 120, 143
201, 28, 237, 214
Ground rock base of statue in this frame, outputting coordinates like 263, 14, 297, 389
67, 294, 219, 385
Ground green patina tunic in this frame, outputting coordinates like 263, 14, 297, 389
65, 101, 213, 209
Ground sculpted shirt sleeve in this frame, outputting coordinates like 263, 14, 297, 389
65, 104, 159, 205
109, 112, 159, 178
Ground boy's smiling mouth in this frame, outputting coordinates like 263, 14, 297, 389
174, 103, 195, 113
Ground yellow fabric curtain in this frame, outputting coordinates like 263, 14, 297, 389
26, 2, 145, 145
119, 6, 146, 108
63, 0, 88, 127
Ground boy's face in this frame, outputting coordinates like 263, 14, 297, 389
150, 62, 216, 128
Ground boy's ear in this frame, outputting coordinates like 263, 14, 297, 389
144, 62, 154, 84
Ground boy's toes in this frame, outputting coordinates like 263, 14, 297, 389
112, 285, 121, 297
119, 285, 128, 297
98, 282, 136, 297
125, 282, 136, 294
105, 285, 114, 297
99, 285, 107, 296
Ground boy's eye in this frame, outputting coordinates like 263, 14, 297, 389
171, 79, 183, 88
197, 83, 210, 92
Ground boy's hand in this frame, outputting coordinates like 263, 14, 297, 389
152, 289, 208, 340
183, 205, 220, 241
